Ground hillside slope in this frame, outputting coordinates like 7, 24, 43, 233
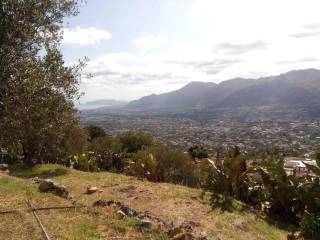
0, 165, 290, 239
126, 69, 320, 112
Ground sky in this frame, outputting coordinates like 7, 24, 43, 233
61, 0, 320, 102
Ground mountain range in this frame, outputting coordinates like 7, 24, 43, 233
126, 69, 320, 113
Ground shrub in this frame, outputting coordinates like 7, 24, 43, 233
0, 145, 23, 164
117, 131, 153, 153
128, 150, 158, 180
188, 145, 208, 159
85, 125, 106, 140
72, 153, 99, 172
150, 145, 199, 186
300, 212, 320, 239
206, 147, 250, 205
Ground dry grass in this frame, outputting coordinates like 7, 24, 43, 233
0, 165, 290, 239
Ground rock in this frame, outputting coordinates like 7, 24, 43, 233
94, 199, 121, 207
86, 186, 98, 194
54, 184, 69, 198
117, 210, 127, 218
30, 177, 41, 184
0, 164, 9, 171
119, 204, 138, 217
38, 179, 69, 198
140, 219, 152, 228
39, 179, 55, 192
179, 221, 200, 232
172, 232, 196, 240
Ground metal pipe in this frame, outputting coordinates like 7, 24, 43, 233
26, 200, 51, 240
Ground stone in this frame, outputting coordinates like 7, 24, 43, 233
39, 179, 55, 192
180, 221, 200, 230
38, 179, 69, 198
30, 177, 41, 184
140, 219, 152, 228
119, 204, 138, 217
0, 164, 9, 171
116, 210, 127, 218
94, 199, 121, 207
53, 184, 69, 198
86, 186, 98, 194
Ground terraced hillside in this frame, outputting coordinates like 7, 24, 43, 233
0, 165, 290, 240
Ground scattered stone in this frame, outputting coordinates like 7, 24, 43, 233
93, 199, 206, 240
38, 179, 69, 198
119, 204, 138, 217
117, 210, 127, 218
30, 177, 41, 184
86, 186, 99, 194
94, 199, 121, 207
0, 163, 9, 171
179, 221, 200, 232
140, 219, 152, 228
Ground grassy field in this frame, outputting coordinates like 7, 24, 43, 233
0, 164, 291, 239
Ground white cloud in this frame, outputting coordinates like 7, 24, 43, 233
62, 26, 111, 45
132, 35, 167, 52
78, 0, 320, 101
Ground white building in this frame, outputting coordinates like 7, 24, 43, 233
284, 157, 317, 176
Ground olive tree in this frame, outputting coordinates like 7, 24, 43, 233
0, 0, 86, 166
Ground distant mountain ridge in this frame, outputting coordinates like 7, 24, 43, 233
126, 69, 320, 112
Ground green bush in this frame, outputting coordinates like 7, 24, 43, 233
72, 153, 99, 172
150, 145, 199, 186
117, 131, 153, 153
0, 145, 23, 164
188, 145, 208, 159
85, 125, 106, 140
128, 150, 158, 180
300, 212, 320, 239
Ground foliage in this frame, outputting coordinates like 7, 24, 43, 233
255, 159, 307, 223
300, 212, 320, 239
188, 145, 208, 159
0, 0, 84, 166
61, 125, 89, 163
88, 135, 125, 171
85, 125, 106, 140
117, 131, 153, 153
0, 145, 23, 164
72, 153, 99, 172
206, 146, 250, 205
128, 150, 158, 180
150, 145, 199, 186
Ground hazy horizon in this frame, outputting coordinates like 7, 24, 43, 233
62, 0, 320, 102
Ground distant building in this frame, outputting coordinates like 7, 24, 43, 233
284, 157, 316, 176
